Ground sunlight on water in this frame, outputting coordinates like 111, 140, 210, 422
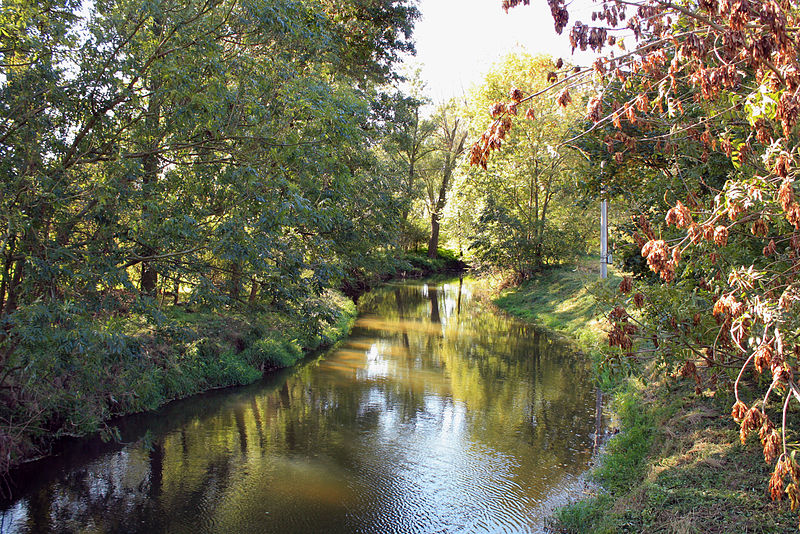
0, 278, 602, 534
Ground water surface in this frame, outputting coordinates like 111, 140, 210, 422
0, 278, 601, 533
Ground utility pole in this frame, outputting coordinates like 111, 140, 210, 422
601, 197, 608, 279
600, 161, 608, 279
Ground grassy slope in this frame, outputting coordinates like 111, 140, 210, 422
493, 261, 618, 351
493, 262, 798, 533
555, 377, 798, 533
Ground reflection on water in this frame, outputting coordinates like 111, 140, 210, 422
0, 279, 601, 534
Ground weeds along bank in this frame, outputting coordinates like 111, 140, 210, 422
2, 251, 464, 476
554, 376, 799, 533
494, 264, 800, 532
3, 290, 357, 475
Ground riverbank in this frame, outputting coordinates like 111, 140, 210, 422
3, 290, 358, 474
493, 262, 615, 355
0, 275, 599, 533
492, 263, 799, 533
2, 250, 465, 476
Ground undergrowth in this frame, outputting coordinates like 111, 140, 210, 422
340, 248, 467, 298
3, 248, 464, 474
2, 290, 357, 472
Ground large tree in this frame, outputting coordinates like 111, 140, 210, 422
459, 52, 590, 277
422, 102, 468, 258
0, 0, 418, 471
0, 0, 418, 315
373, 73, 437, 250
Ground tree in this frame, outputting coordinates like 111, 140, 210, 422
422, 103, 468, 258
388, 73, 437, 222
0, 0, 419, 471
0, 0, 418, 314
459, 52, 590, 277
372, 73, 437, 250
486, 0, 800, 517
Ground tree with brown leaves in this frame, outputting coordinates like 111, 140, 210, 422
477, 0, 800, 524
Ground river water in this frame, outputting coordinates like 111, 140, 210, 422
0, 278, 602, 534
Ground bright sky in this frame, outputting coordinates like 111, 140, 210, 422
408, 0, 598, 101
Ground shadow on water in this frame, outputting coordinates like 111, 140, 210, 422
0, 278, 606, 534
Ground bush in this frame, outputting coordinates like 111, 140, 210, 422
245, 337, 303, 368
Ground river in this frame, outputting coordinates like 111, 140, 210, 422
0, 277, 603, 534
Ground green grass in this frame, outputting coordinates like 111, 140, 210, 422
493, 259, 620, 352
553, 378, 799, 533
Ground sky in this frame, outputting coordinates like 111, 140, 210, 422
407, 0, 599, 101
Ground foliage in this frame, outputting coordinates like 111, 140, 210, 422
492, 0, 800, 521
493, 258, 800, 532
1, 288, 356, 474
377, 71, 437, 228
419, 102, 469, 257
458, 52, 593, 277
395, 218, 429, 251
0, 0, 419, 472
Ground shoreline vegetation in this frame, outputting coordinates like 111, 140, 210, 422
2, 250, 465, 478
492, 261, 799, 533
3, 289, 358, 475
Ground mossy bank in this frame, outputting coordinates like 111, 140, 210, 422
493, 262, 798, 533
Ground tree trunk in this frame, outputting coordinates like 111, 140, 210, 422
140, 18, 162, 296
402, 157, 415, 222
173, 278, 180, 305
5, 257, 25, 315
428, 212, 440, 258
535, 189, 553, 267
0, 235, 16, 316
248, 278, 259, 305
140, 112, 160, 295
140, 252, 158, 294
230, 262, 242, 301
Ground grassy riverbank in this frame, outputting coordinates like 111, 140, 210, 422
4, 250, 465, 475
554, 377, 798, 533
493, 262, 798, 533
493, 262, 616, 353
5, 290, 357, 471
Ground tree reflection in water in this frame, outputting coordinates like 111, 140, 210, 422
0, 278, 601, 534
